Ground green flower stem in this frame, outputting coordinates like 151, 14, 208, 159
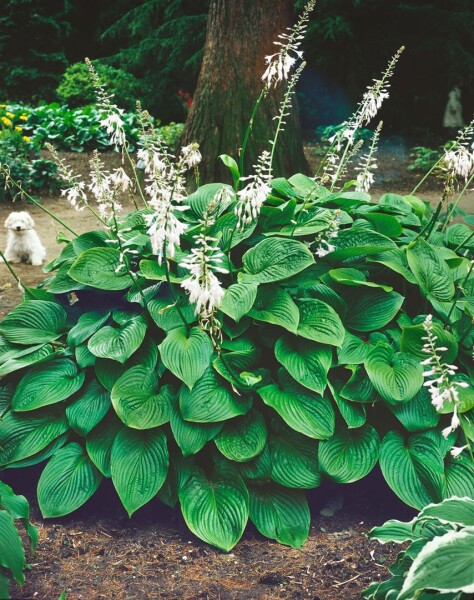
454, 230, 474, 253
162, 238, 189, 331
124, 146, 148, 209
110, 211, 148, 308
446, 260, 474, 324
410, 155, 444, 195
0, 249, 22, 287
239, 87, 266, 180
0, 173, 78, 237
442, 171, 474, 233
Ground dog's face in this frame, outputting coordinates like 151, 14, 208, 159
4, 211, 35, 232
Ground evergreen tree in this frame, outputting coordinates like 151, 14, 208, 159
99, 0, 209, 121
0, 0, 71, 102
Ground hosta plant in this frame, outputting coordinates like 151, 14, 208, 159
0, 481, 38, 598
0, 172, 472, 551
0, 0, 473, 553
363, 496, 474, 599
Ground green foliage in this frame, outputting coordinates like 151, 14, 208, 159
0, 0, 70, 102
0, 168, 472, 553
57, 62, 142, 110
363, 496, 474, 599
99, 0, 208, 121
0, 480, 38, 598
0, 101, 183, 155
0, 105, 59, 199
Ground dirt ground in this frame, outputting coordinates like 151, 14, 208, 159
0, 149, 472, 600
4, 468, 413, 600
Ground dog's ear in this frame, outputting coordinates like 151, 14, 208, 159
25, 213, 35, 228
4, 214, 12, 228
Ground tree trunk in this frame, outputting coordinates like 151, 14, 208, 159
180, 0, 309, 184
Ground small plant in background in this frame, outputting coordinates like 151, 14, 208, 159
408, 144, 448, 173
0, 0, 473, 556
56, 62, 143, 111
363, 496, 474, 599
0, 114, 59, 200
0, 481, 38, 599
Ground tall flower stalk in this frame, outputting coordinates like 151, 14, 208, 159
86, 58, 148, 208
355, 121, 383, 193
180, 201, 228, 346
421, 315, 469, 441
317, 47, 404, 190
411, 116, 474, 195
239, 0, 315, 177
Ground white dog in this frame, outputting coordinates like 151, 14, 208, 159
2, 211, 46, 266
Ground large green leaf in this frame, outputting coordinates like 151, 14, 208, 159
110, 428, 169, 516
269, 428, 321, 489
179, 463, 249, 552
170, 401, 222, 456
159, 326, 213, 389
258, 382, 335, 440
111, 365, 173, 429
296, 299, 345, 346
379, 431, 446, 509
329, 228, 396, 260
88, 314, 147, 364
328, 267, 393, 291
365, 344, 424, 403
400, 321, 458, 365
86, 412, 123, 477
341, 365, 380, 404
345, 289, 404, 332
38, 443, 102, 517
147, 297, 196, 331
407, 239, 455, 302
186, 183, 234, 221
179, 367, 251, 422
0, 300, 66, 345
214, 410, 267, 462
248, 484, 310, 549
12, 359, 85, 411
337, 331, 385, 365
418, 497, 474, 527
328, 381, 366, 429
274, 335, 332, 395
318, 424, 379, 483
0, 510, 25, 584
388, 387, 439, 432
0, 406, 69, 466
399, 529, 474, 599
68, 248, 131, 290
220, 283, 258, 323
66, 379, 110, 437
239, 446, 272, 482
0, 344, 55, 377
444, 454, 474, 499
239, 238, 314, 284
248, 286, 299, 332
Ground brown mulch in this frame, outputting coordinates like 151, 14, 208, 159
4, 469, 413, 600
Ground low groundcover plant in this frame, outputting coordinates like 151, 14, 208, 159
0, 0, 473, 557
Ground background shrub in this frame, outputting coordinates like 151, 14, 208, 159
56, 62, 143, 110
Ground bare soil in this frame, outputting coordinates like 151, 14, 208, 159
0, 149, 471, 600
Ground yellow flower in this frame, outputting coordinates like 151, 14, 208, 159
0, 104, 6, 109
6, 112, 14, 118
1, 117, 12, 127
22, 135, 31, 143
20, 115, 28, 121
15, 126, 22, 132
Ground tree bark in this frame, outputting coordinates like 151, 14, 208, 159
180, 0, 309, 184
